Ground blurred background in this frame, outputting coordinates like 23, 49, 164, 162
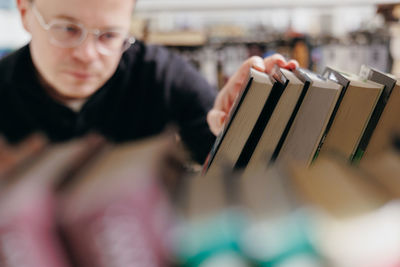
1, 0, 399, 88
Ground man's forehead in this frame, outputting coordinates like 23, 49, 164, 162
33, 0, 136, 23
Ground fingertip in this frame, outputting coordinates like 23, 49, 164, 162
252, 57, 265, 72
220, 113, 227, 125
288, 60, 299, 69
276, 59, 287, 67
253, 64, 265, 72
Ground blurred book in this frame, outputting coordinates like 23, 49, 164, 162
172, 170, 248, 266
360, 138, 400, 199
288, 153, 390, 218
0, 135, 104, 267
0, 134, 47, 182
239, 165, 323, 266
58, 135, 185, 267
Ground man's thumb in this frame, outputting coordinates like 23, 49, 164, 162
207, 109, 227, 136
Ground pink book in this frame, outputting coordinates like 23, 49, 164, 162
0, 135, 106, 267
59, 136, 182, 267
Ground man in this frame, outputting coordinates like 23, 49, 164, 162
0, 0, 297, 163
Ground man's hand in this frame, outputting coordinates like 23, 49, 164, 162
207, 54, 298, 136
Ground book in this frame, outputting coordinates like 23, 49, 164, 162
182, 172, 229, 220
360, 145, 400, 199
239, 166, 321, 266
288, 154, 390, 218
58, 135, 183, 267
359, 73, 400, 164
275, 68, 342, 166
301, 66, 350, 164
242, 68, 305, 175
173, 169, 248, 266
0, 134, 47, 182
354, 66, 397, 163
203, 67, 286, 176
298, 156, 400, 267
0, 135, 105, 267
319, 67, 384, 162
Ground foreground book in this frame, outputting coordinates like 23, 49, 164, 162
58, 135, 185, 267
288, 153, 390, 218
0, 135, 104, 267
0, 134, 47, 182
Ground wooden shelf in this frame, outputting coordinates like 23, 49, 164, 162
146, 31, 207, 46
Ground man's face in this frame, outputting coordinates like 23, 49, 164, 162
23, 0, 135, 100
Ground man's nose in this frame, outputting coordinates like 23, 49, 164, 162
71, 34, 99, 62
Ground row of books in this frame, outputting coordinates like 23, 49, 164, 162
1, 131, 400, 266
203, 64, 400, 179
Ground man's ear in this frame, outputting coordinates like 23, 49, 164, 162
16, 0, 32, 32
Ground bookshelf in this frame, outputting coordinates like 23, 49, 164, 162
136, 0, 392, 11
130, 2, 395, 88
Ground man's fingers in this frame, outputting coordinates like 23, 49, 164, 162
207, 109, 227, 136
264, 54, 286, 72
208, 53, 299, 136
217, 56, 265, 111
287, 59, 299, 70
249, 56, 265, 72
264, 54, 299, 72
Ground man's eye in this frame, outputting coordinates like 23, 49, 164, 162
101, 32, 120, 40
64, 25, 81, 34
53, 24, 81, 36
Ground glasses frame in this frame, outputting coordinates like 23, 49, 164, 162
31, 4, 135, 55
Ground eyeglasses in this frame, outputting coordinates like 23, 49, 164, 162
31, 4, 135, 55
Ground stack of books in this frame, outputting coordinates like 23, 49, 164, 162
203, 65, 400, 175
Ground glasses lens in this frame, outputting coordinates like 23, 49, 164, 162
49, 22, 83, 47
97, 31, 127, 52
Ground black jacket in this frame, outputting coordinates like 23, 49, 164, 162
0, 41, 217, 163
